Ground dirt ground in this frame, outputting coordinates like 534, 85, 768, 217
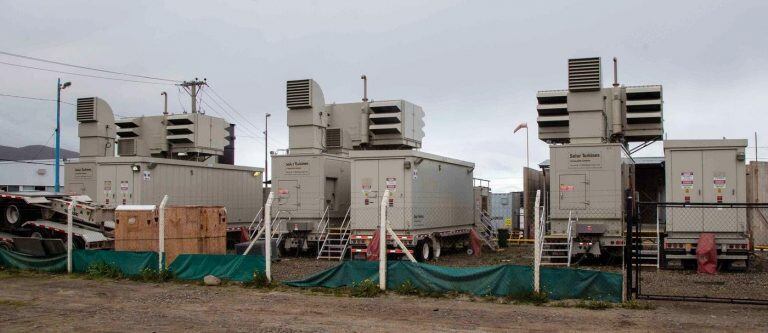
1, 272, 767, 332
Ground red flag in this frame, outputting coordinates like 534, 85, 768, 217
513, 122, 528, 133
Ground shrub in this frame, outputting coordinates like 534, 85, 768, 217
244, 272, 271, 288
575, 300, 612, 310
619, 300, 655, 310
350, 279, 382, 298
505, 291, 549, 305
134, 268, 173, 283
394, 280, 420, 296
86, 261, 123, 279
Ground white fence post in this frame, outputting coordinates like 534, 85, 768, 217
379, 189, 390, 290
66, 199, 77, 274
264, 192, 274, 283
533, 190, 541, 293
158, 195, 169, 270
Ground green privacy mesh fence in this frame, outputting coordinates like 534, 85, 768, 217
0, 249, 157, 276
0, 249, 264, 282
0, 248, 67, 272
72, 250, 159, 276
286, 261, 622, 302
168, 254, 265, 282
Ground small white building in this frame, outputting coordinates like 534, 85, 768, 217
0, 159, 64, 192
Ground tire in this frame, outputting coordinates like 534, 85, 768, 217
431, 237, 442, 260
417, 240, 431, 262
4, 204, 21, 226
30, 231, 44, 239
0, 241, 12, 251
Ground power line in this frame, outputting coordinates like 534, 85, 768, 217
0, 50, 180, 83
30, 130, 57, 161
0, 60, 176, 86
0, 92, 75, 106
0, 158, 55, 166
205, 85, 286, 146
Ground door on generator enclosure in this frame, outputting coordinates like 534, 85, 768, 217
559, 174, 587, 211
702, 150, 741, 233
378, 159, 406, 229
669, 150, 703, 232
276, 180, 299, 211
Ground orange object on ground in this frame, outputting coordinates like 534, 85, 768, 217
469, 229, 483, 257
366, 229, 380, 261
697, 233, 717, 274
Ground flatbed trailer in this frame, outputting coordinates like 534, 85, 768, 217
0, 192, 115, 251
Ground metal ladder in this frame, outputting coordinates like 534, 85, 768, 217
251, 210, 290, 245
317, 206, 352, 260
541, 211, 575, 266
476, 210, 499, 251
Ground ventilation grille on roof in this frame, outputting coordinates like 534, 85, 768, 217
326, 128, 342, 148
286, 80, 312, 109
118, 139, 136, 156
76, 97, 97, 122
568, 57, 601, 92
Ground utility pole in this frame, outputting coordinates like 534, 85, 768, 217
179, 79, 207, 114
55, 78, 72, 193
264, 113, 271, 189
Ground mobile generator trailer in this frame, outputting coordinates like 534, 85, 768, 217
662, 139, 750, 268
347, 150, 476, 261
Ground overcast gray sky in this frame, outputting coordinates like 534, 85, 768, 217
1, 1, 767, 191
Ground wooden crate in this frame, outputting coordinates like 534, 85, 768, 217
115, 206, 227, 265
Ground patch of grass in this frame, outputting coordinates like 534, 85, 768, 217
505, 291, 549, 306
0, 299, 30, 308
619, 300, 656, 310
243, 272, 271, 288
350, 279, 382, 298
574, 300, 612, 310
85, 261, 123, 280
394, 280, 420, 296
131, 268, 173, 283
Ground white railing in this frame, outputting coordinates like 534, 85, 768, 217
566, 211, 575, 267
247, 207, 264, 234
315, 206, 331, 240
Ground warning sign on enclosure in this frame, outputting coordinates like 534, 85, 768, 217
680, 172, 694, 189
386, 177, 397, 190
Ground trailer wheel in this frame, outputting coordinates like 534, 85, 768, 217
4, 204, 21, 226
430, 237, 441, 260
417, 240, 431, 262
0, 241, 12, 251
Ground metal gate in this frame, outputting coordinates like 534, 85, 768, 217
628, 202, 768, 305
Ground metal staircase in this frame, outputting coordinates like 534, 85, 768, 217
632, 214, 661, 268
541, 211, 575, 266
317, 206, 352, 260
477, 210, 499, 251
250, 210, 290, 246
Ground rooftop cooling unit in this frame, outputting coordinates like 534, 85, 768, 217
326, 128, 342, 148
568, 57, 601, 92
76, 97, 97, 122
117, 138, 137, 156
286, 79, 312, 109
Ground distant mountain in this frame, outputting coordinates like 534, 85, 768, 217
0, 145, 79, 161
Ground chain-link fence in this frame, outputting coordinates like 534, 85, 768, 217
631, 202, 768, 305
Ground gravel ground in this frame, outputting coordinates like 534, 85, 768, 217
1, 273, 767, 332
639, 252, 768, 300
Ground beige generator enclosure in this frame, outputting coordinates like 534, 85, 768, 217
65, 157, 263, 225
348, 150, 475, 260
270, 154, 351, 242
548, 143, 633, 255
663, 139, 749, 266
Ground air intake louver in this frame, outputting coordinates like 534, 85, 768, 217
76, 97, 97, 122
118, 139, 136, 156
568, 57, 601, 92
286, 80, 312, 109
326, 128, 342, 148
